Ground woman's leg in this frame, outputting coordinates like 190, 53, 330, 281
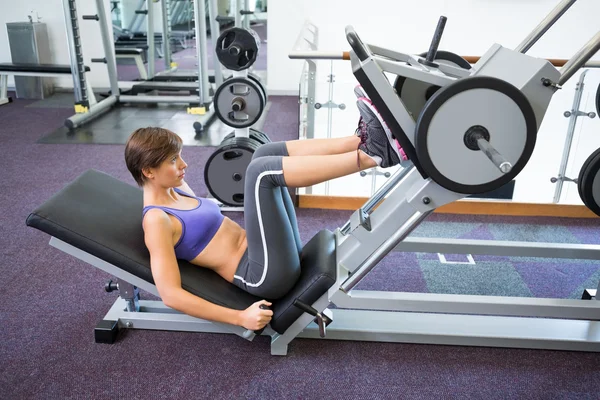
285, 135, 361, 157
234, 155, 302, 299
251, 142, 302, 254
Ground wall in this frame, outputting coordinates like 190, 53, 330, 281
269, 0, 600, 204
0, 0, 116, 89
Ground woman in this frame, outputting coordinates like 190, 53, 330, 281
124, 88, 407, 331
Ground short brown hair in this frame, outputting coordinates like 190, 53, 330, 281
124, 127, 183, 186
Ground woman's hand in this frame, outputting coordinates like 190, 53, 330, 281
239, 300, 273, 330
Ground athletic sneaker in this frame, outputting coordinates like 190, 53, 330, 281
354, 86, 408, 168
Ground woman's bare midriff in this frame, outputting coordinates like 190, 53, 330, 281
186, 217, 248, 283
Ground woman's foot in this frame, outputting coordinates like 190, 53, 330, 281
354, 86, 408, 168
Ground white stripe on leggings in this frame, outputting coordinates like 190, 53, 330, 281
233, 168, 284, 288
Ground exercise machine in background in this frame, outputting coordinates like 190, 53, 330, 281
62, 0, 217, 133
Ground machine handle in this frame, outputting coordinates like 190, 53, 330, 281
425, 16, 447, 63
82, 15, 99, 21
345, 26, 371, 62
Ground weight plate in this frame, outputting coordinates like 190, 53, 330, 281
394, 51, 471, 119
577, 147, 600, 203
220, 129, 271, 146
577, 148, 600, 216
247, 73, 267, 103
214, 77, 265, 128
249, 128, 271, 145
415, 75, 537, 195
215, 27, 260, 71
204, 136, 261, 206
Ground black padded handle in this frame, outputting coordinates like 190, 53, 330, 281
293, 299, 318, 316
91, 58, 107, 63
345, 26, 371, 62
425, 16, 447, 63
82, 15, 99, 21
135, 10, 148, 15
216, 15, 234, 23
240, 10, 254, 15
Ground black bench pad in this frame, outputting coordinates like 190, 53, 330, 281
26, 170, 337, 335
0, 63, 90, 73
115, 48, 145, 55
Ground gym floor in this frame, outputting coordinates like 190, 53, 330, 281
2, 22, 600, 400
2, 90, 600, 398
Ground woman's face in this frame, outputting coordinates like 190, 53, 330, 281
146, 151, 188, 187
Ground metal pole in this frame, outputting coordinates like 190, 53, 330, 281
62, 0, 87, 105
340, 165, 414, 235
553, 70, 589, 203
193, 0, 210, 105
235, 0, 242, 28
243, 0, 250, 29
558, 31, 600, 86
208, 0, 223, 87
128, 0, 146, 31
95, 0, 120, 97
515, 0, 577, 53
162, 0, 173, 69
147, 0, 156, 78
340, 211, 432, 293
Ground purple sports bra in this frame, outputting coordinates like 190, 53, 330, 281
142, 187, 225, 261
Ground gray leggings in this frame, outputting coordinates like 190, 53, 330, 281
232, 142, 303, 299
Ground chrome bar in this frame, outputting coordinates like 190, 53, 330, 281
65, 95, 118, 129
340, 210, 431, 293
558, 31, 600, 86
553, 70, 589, 202
161, 0, 173, 68
119, 95, 200, 103
477, 138, 512, 173
341, 166, 414, 235
147, 0, 156, 78
208, 0, 223, 87
194, 0, 209, 104
62, 0, 85, 103
289, 52, 345, 60
515, 0, 577, 53
96, 0, 120, 97
235, 0, 242, 28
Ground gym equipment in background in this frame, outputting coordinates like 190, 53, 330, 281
61, 0, 218, 134
203, 4, 270, 208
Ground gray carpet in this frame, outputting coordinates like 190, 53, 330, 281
1, 92, 599, 399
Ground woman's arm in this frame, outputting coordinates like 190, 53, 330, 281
143, 210, 272, 330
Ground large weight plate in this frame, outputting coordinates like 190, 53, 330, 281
394, 51, 471, 119
214, 77, 265, 128
215, 27, 260, 71
204, 136, 261, 206
220, 129, 271, 146
577, 147, 600, 217
247, 73, 267, 104
415, 76, 537, 195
